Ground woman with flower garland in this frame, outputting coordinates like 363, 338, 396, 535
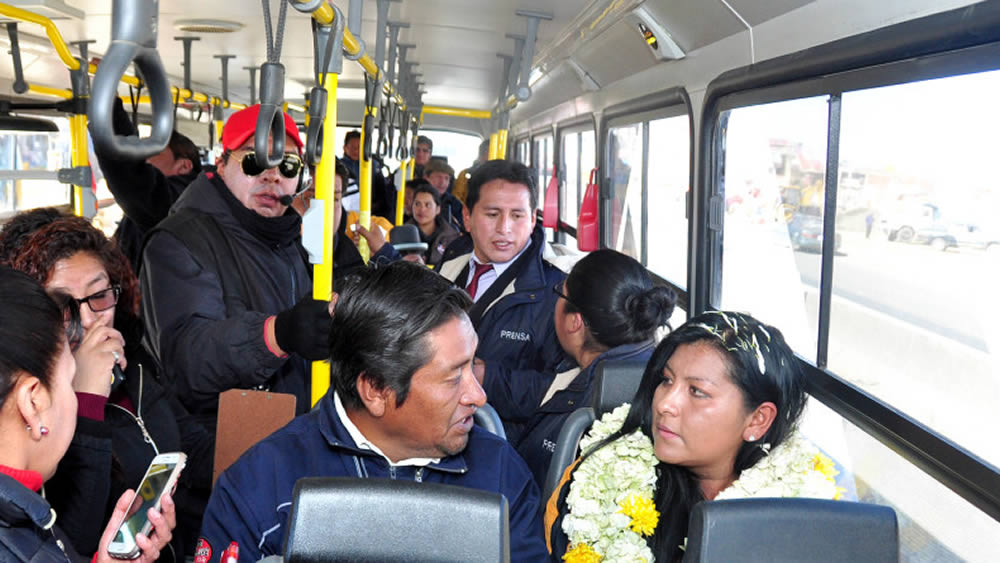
479, 249, 676, 488
546, 311, 841, 562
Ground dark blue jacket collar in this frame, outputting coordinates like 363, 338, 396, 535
0, 473, 55, 530
439, 224, 553, 293
315, 392, 470, 475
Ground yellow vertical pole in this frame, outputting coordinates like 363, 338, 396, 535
310, 72, 339, 406
497, 129, 509, 159
488, 132, 499, 159
215, 119, 224, 143
395, 170, 405, 226
69, 114, 89, 217
407, 156, 415, 180
357, 105, 376, 262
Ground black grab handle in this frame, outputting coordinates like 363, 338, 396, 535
89, 0, 173, 160
255, 62, 287, 169
304, 86, 326, 167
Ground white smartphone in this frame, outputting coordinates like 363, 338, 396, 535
107, 452, 187, 560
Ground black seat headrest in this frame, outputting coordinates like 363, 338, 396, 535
284, 477, 510, 562
591, 358, 647, 415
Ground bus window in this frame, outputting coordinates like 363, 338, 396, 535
608, 123, 643, 260
561, 131, 579, 228
516, 139, 530, 166
718, 96, 830, 358
830, 69, 1000, 471
0, 117, 72, 218
646, 114, 689, 289
420, 130, 479, 171
533, 134, 553, 212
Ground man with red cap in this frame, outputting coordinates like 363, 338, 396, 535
140, 105, 331, 431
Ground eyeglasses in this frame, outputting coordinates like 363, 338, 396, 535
552, 280, 579, 309
233, 151, 304, 179
73, 285, 121, 313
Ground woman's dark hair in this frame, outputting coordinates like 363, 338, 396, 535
563, 249, 675, 351
412, 184, 442, 208
576, 311, 806, 560
0, 267, 70, 407
8, 216, 140, 321
0, 207, 66, 266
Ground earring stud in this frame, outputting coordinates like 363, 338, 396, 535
748, 434, 756, 442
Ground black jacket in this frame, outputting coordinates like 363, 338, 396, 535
0, 474, 84, 562
94, 99, 197, 273
140, 172, 313, 423
45, 316, 213, 561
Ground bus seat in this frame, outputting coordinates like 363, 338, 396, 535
682, 498, 899, 563
590, 358, 647, 414
283, 477, 511, 562
474, 403, 507, 439
541, 407, 595, 505
542, 357, 648, 502
543, 173, 559, 228
577, 168, 599, 251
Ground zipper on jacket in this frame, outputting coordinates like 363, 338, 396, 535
108, 363, 160, 456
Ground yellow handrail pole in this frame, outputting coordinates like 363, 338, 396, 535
310, 72, 338, 406
29, 84, 72, 99
422, 105, 492, 120
68, 113, 89, 217
357, 105, 375, 263
488, 133, 499, 159
395, 173, 405, 226
407, 157, 415, 181
497, 129, 509, 159
0, 3, 79, 70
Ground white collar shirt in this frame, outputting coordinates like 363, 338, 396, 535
465, 239, 533, 302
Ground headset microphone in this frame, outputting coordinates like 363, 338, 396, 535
279, 194, 294, 206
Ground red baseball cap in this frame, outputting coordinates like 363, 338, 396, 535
221, 104, 303, 153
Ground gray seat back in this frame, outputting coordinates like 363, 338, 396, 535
474, 403, 506, 439
541, 407, 595, 505
284, 477, 510, 562
590, 358, 647, 415
682, 498, 899, 563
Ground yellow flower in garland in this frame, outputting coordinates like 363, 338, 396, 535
812, 453, 839, 480
618, 494, 659, 536
563, 543, 603, 563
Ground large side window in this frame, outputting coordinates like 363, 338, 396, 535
716, 76, 1000, 560
559, 127, 596, 232
533, 133, 553, 212
606, 111, 690, 289
646, 115, 690, 289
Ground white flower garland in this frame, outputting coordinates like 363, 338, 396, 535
562, 404, 841, 562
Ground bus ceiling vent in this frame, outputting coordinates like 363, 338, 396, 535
89, 0, 173, 160
625, 5, 685, 61
173, 19, 243, 34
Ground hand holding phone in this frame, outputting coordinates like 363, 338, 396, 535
98, 452, 184, 561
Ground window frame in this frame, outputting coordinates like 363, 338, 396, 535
554, 114, 597, 239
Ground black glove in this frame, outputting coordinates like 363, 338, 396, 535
273, 297, 331, 361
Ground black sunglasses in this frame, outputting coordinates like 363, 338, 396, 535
235, 151, 304, 179
73, 285, 121, 313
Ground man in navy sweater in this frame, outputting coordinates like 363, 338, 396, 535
198, 262, 548, 561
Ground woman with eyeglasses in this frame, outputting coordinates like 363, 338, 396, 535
6, 215, 212, 562
0, 267, 176, 562
478, 249, 676, 488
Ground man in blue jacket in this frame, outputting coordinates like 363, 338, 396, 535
198, 262, 548, 561
437, 160, 570, 416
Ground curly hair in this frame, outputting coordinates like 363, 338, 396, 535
0, 206, 66, 266
8, 215, 140, 319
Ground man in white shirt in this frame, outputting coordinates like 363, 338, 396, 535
437, 160, 570, 421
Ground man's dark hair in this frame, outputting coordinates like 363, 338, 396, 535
344, 130, 361, 146
168, 130, 202, 173
466, 159, 537, 211
334, 160, 350, 187
330, 261, 472, 410
416, 135, 433, 151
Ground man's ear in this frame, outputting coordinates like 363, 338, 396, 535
173, 158, 194, 176
355, 372, 392, 418
462, 205, 472, 228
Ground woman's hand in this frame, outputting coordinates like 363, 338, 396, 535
95, 490, 176, 563
73, 325, 126, 397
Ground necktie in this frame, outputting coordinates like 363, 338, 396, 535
465, 262, 494, 300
